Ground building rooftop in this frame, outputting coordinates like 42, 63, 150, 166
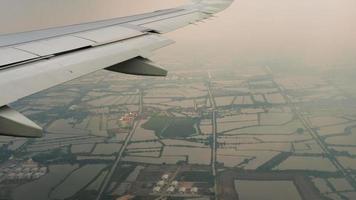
167, 186, 175, 193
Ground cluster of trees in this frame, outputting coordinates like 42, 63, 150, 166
32, 148, 76, 164
0, 146, 12, 163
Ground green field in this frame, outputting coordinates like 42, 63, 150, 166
177, 171, 214, 184
142, 116, 198, 138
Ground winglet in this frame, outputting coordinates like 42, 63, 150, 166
0, 106, 43, 138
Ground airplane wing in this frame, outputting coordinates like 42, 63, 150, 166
0, 0, 233, 137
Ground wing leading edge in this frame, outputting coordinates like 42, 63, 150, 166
0, 0, 233, 137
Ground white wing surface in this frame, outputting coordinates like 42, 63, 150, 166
0, 0, 233, 137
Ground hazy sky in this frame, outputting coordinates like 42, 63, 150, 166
1, 0, 356, 70
153, 0, 356, 69
0, 0, 187, 34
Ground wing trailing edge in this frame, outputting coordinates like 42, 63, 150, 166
0, 0, 233, 137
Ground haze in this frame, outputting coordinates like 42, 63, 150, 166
1, 1, 356, 200
154, 0, 356, 69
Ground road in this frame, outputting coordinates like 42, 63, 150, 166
292, 100, 356, 187
139, 88, 143, 114
207, 81, 217, 176
217, 170, 324, 200
211, 110, 217, 177
271, 77, 356, 189
96, 88, 144, 200
96, 120, 140, 200
207, 73, 218, 199
154, 166, 182, 200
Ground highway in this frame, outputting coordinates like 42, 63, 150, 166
96, 120, 140, 200
292, 99, 356, 187
211, 110, 217, 177
266, 65, 356, 189
207, 73, 218, 199
272, 78, 356, 188
208, 82, 217, 173
96, 89, 144, 200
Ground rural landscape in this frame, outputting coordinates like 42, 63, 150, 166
0, 64, 356, 200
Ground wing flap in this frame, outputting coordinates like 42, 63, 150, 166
14, 35, 95, 57
138, 12, 210, 33
0, 34, 174, 107
73, 25, 145, 45
0, 0, 233, 68
0, 8, 182, 47
0, 0, 233, 137
0, 47, 38, 67
128, 9, 198, 25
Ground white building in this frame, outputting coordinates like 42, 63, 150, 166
153, 186, 161, 193
179, 187, 186, 194
171, 181, 178, 187
22, 158, 38, 168
161, 174, 169, 180
69, 105, 79, 111
32, 172, 45, 179
157, 180, 165, 187
17, 172, 25, 179
14, 167, 22, 172
191, 187, 198, 194
23, 168, 31, 173
24, 173, 33, 179
167, 186, 175, 193
31, 167, 39, 172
